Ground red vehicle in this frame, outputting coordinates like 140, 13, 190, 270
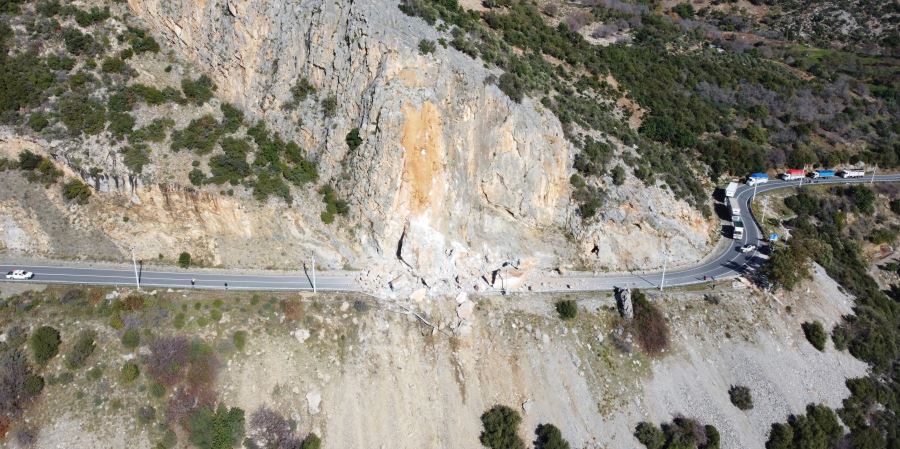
780, 169, 805, 181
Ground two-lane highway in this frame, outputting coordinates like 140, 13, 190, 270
2, 174, 898, 293
0, 263, 360, 292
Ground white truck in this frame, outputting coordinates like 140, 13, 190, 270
732, 216, 744, 240
729, 197, 741, 216
725, 182, 738, 198
747, 173, 769, 186
838, 169, 865, 178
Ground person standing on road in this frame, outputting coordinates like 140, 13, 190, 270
224, 282, 228, 290
191, 278, 196, 287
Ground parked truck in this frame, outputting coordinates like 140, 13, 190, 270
747, 173, 769, 186
780, 169, 805, 181
732, 215, 744, 240
838, 169, 866, 178
810, 169, 836, 179
725, 181, 738, 198
729, 197, 741, 216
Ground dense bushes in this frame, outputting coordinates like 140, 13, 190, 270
635, 417, 720, 449
480, 405, 525, 449
62, 179, 92, 204
534, 423, 570, 449
17, 150, 62, 185
208, 137, 251, 185
58, 94, 106, 136
0, 348, 41, 418
319, 185, 348, 224
65, 330, 96, 369
555, 299, 577, 320
802, 321, 827, 351
181, 75, 216, 106
345, 128, 362, 151
178, 252, 191, 269
171, 115, 222, 154
29, 326, 60, 365
185, 404, 245, 449
765, 404, 842, 449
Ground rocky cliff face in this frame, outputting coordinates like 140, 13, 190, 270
36, 0, 711, 292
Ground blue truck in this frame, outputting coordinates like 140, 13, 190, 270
810, 169, 836, 179
747, 172, 768, 186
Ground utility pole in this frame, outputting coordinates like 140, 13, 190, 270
659, 249, 668, 291
752, 182, 758, 201
871, 165, 877, 185
311, 255, 317, 293
131, 246, 140, 291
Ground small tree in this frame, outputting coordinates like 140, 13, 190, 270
729, 385, 753, 410
480, 405, 525, 449
62, 179, 92, 204
634, 422, 665, 449
555, 300, 577, 320
345, 128, 362, 151
121, 329, 140, 349
178, 252, 191, 269
418, 38, 436, 54
611, 165, 626, 186
802, 321, 827, 351
121, 362, 140, 383
30, 326, 61, 365
65, 329, 96, 369
300, 433, 321, 449
321, 95, 337, 118
534, 423, 571, 449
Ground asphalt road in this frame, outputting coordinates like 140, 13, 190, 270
2, 174, 898, 293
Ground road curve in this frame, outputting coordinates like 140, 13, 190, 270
2, 175, 898, 293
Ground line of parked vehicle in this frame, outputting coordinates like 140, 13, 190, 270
746, 168, 867, 186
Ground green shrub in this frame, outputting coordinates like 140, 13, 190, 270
220, 103, 244, 133
181, 75, 216, 106
121, 329, 140, 349
534, 423, 570, 449
321, 95, 337, 118
126, 27, 160, 54
252, 170, 292, 203
672, 3, 694, 19
890, 199, 900, 215
418, 39, 436, 54
173, 313, 186, 329
635, 417, 719, 449
189, 168, 207, 186
232, 331, 247, 351
30, 325, 61, 365
208, 137, 250, 184
480, 405, 525, 449
149, 382, 166, 398
762, 239, 811, 291
170, 114, 222, 154
28, 113, 49, 131
58, 94, 106, 136
345, 128, 362, 151
120, 362, 140, 383
122, 145, 150, 173
62, 179, 92, 204
802, 321, 827, 351
765, 404, 842, 449
300, 433, 321, 449
74, 6, 109, 27
285, 78, 316, 109
319, 185, 348, 224
62, 27, 96, 55
107, 112, 135, 138
185, 404, 245, 449
23, 374, 44, 396
66, 330, 96, 369
130, 118, 174, 144
101, 57, 126, 74
634, 422, 665, 449
178, 252, 191, 269
555, 299, 577, 320
0, 53, 54, 114
611, 165, 625, 186
87, 365, 102, 380
728, 385, 753, 410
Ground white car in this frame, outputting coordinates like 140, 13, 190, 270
739, 244, 757, 253
5, 270, 34, 280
